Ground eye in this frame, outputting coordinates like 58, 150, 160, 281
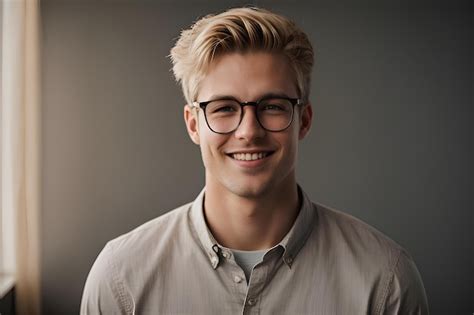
259, 98, 292, 112
207, 100, 240, 115
262, 104, 285, 111
214, 105, 237, 113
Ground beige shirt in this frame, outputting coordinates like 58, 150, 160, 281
81, 187, 429, 315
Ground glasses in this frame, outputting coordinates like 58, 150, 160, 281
191, 97, 303, 134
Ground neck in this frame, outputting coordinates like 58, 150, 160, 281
203, 177, 300, 251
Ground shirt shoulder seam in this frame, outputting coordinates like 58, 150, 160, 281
105, 244, 135, 314
374, 248, 403, 315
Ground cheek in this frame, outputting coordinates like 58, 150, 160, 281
280, 125, 299, 149
199, 129, 228, 162
276, 131, 300, 163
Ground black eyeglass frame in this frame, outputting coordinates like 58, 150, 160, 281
191, 97, 304, 134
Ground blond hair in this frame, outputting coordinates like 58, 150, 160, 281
170, 7, 314, 105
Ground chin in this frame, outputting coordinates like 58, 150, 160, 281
223, 179, 274, 199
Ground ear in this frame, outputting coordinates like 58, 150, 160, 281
298, 103, 313, 140
184, 104, 200, 145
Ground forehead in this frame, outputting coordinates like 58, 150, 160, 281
197, 51, 298, 102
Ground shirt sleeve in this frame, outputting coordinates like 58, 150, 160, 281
381, 249, 429, 315
80, 243, 135, 315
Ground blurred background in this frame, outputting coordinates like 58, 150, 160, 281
1, 0, 472, 314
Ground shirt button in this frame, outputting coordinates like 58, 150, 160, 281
233, 275, 242, 283
247, 298, 257, 306
210, 256, 218, 267
285, 256, 293, 265
222, 251, 231, 259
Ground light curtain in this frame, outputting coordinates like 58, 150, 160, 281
2, 0, 42, 314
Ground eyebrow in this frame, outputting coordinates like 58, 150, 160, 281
205, 92, 294, 102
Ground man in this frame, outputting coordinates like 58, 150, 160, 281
81, 7, 428, 314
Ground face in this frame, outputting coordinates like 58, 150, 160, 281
184, 52, 312, 199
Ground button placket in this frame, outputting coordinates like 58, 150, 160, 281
241, 266, 262, 312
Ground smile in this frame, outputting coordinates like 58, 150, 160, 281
227, 151, 275, 161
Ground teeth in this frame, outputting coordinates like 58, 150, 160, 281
232, 152, 268, 161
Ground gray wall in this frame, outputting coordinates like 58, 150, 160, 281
41, 1, 472, 314
0, 0, 3, 257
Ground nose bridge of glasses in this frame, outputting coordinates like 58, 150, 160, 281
237, 102, 265, 132
241, 101, 259, 107
240, 102, 261, 122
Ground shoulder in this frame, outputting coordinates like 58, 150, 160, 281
100, 201, 195, 274
380, 248, 429, 314
313, 202, 404, 263
80, 202, 194, 314
312, 203, 428, 314
106, 201, 193, 256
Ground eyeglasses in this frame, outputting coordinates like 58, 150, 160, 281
191, 97, 303, 134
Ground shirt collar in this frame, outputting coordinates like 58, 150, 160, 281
190, 188, 221, 269
276, 186, 316, 268
189, 186, 316, 269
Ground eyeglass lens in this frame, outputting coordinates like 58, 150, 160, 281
204, 98, 294, 133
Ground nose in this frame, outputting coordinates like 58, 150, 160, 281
234, 106, 266, 141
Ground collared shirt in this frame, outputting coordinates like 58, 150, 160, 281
81, 187, 429, 315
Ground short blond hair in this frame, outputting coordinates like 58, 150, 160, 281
170, 7, 314, 105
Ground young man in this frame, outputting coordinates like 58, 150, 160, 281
81, 7, 428, 314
